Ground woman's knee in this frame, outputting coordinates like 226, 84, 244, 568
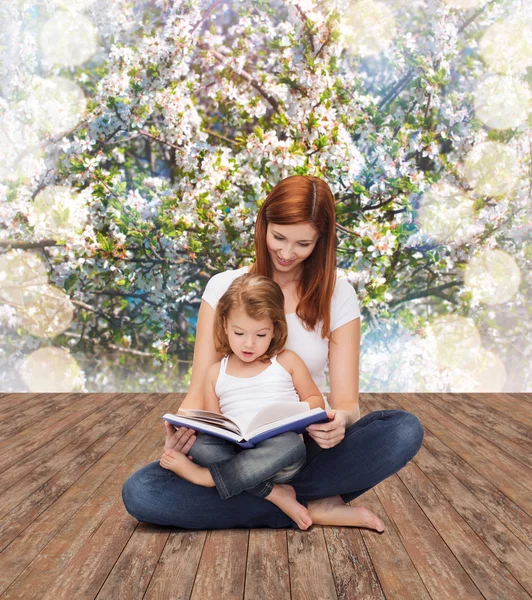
392, 410, 424, 459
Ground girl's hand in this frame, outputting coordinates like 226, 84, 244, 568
164, 421, 197, 457
306, 410, 349, 449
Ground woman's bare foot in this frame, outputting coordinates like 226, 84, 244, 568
160, 449, 215, 488
265, 484, 312, 531
307, 496, 385, 532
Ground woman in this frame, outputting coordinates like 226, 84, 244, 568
122, 174, 424, 530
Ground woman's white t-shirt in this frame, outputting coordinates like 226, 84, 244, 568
201, 266, 361, 394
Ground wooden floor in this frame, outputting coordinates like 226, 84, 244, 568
0, 392, 531, 600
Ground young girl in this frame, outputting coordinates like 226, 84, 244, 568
160, 273, 325, 530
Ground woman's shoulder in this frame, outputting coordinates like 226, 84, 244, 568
329, 270, 360, 329
202, 265, 249, 308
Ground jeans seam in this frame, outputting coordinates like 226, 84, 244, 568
209, 463, 231, 500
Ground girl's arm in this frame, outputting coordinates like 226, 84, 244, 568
279, 350, 325, 410
203, 363, 222, 414
178, 300, 223, 411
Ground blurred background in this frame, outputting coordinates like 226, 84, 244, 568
0, 0, 530, 393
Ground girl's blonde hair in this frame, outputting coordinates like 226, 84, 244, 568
214, 274, 288, 362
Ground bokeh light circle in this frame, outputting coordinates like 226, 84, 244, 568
442, 0, 488, 8
418, 181, 475, 244
0, 250, 49, 305
430, 315, 481, 370
39, 11, 98, 67
344, 0, 396, 57
31, 77, 87, 136
479, 19, 532, 75
20, 347, 83, 392
463, 141, 519, 198
33, 185, 88, 240
0, 120, 43, 183
474, 75, 530, 130
444, 349, 507, 392
20, 284, 75, 338
465, 249, 521, 305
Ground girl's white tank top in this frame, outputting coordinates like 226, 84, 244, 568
215, 354, 301, 429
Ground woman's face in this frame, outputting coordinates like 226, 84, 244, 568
265, 222, 320, 274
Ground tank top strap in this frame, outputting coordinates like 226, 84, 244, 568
220, 355, 230, 375
270, 354, 278, 364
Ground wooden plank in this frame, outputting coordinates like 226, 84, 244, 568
245, 529, 290, 600
0, 392, 164, 550
509, 394, 532, 403
0, 393, 50, 415
288, 527, 338, 600
422, 393, 532, 467
382, 393, 532, 514
94, 524, 169, 600
0, 393, 145, 519
0, 393, 126, 462
374, 471, 484, 599
141, 530, 207, 600
189, 529, 249, 600
0, 393, 86, 441
390, 450, 530, 598
351, 486, 431, 600
0, 393, 175, 599
0, 393, 132, 491
412, 444, 532, 596
368, 394, 532, 552
465, 393, 532, 429
323, 525, 385, 600
395, 463, 528, 599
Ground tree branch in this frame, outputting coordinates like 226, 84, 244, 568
0, 239, 59, 250
388, 281, 462, 307
198, 43, 282, 114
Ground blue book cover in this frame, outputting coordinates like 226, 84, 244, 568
162, 403, 329, 448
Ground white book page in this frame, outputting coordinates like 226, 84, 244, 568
164, 414, 243, 440
246, 407, 325, 438
243, 402, 310, 436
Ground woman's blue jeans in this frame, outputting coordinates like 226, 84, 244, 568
122, 409, 424, 529
189, 431, 307, 499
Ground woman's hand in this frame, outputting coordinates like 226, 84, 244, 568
164, 421, 196, 458
306, 410, 349, 449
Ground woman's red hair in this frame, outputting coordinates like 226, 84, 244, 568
249, 175, 337, 338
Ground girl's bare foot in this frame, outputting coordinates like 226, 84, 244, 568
265, 484, 313, 531
160, 449, 215, 487
307, 496, 385, 532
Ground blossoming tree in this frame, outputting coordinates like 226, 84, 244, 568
0, 0, 530, 392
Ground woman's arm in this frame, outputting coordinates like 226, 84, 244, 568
305, 318, 361, 449
178, 300, 223, 411
327, 317, 361, 425
279, 350, 325, 410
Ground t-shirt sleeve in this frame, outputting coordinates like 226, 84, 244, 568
330, 277, 361, 332
201, 272, 226, 309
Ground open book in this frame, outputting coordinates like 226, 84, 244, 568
162, 402, 329, 448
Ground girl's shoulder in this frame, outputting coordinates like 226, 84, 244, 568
276, 349, 301, 371
206, 360, 223, 379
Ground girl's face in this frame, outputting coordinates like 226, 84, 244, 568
265, 222, 320, 274
224, 308, 275, 363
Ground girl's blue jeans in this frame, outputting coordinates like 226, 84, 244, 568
122, 409, 424, 530
188, 431, 307, 499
